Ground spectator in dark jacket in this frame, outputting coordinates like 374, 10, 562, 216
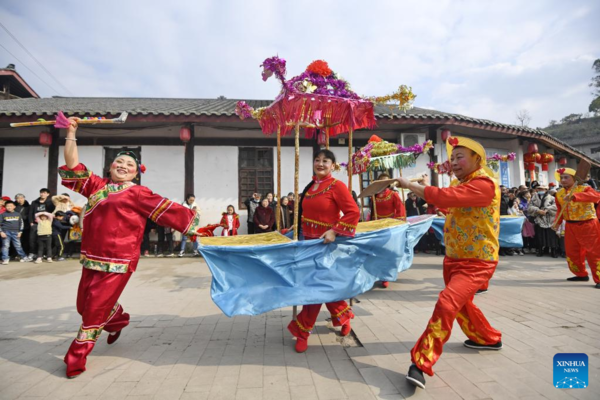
405, 192, 426, 217
52, 211, 71, 260
28, 188, 55, 258
14, 194, 30, 254
253, 198, 275, 233
244, 193, 261, 234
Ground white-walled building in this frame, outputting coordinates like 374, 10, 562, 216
1, 97, 598, 234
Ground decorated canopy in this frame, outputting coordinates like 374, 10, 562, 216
235, 56, 416, 137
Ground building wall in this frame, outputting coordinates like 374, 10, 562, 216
2, 147, 48, 202
195, 146, 240, 233
57, 145, 103, 206
141, 146, 185, 203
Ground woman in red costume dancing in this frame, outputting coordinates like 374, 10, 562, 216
371, 172, 406, 288
59, 118, 201, 378
287, 149, 360, 353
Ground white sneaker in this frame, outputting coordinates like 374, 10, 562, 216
20, 257, 32, 262
28, 253, 35, 259
166, 253, 175, 258
1, 260, 8, 265
193, 251, 200, 257
47, 258, 53, 263
34, 258, 42, 264
178, 251, 184, 258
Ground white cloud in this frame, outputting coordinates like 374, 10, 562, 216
0, 0, 598, 128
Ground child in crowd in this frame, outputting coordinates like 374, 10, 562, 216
52, 211, 71, 261
220, 205, 240, 236
1, 201, 33, 264
35, 212, 53, 263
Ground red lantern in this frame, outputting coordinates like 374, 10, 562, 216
527, 143, 538, 153
542, 164, 549, 171
317, 130, 327, 147
540, 153, 554, 164
558, 157, 568, 166
39, 131, 52, 157
523, 152, 541, 163
441, 129, 451, 142
525, 162, 535, 172
179, 126, 191, 144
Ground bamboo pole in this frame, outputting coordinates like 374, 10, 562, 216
358, 174, 365, 222
326, 126, 330, 150
347, 127, 353, 193
398, 168, 406, 203
370, 170, 377, 219
293, 123, 300, 241
276, 126, 282, 231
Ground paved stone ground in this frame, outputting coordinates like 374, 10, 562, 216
0, 253, 598, 400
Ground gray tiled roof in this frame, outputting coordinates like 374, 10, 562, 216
0, 96, 541, 134
1, 96, 598, 167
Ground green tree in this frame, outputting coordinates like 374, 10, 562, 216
590, 59, 600, 114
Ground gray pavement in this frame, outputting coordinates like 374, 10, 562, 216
0, 253, 599, 400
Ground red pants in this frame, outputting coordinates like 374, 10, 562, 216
288, 301, 353, 340
411, 257, 501, 376
565, 219, 600, 284
64, 268, 131, 377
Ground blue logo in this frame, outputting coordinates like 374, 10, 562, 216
553, 353, 588, 389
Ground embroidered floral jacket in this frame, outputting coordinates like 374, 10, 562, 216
59, 164, 201, 273
301, 175, 360, 239
372, 188, 406, 220
424, 168, 500, 262
555, 185, 600, 224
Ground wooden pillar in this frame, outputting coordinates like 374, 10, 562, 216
47, 127, 59, 194
347, 127, 353, 193
427, 126, 439, 187
276, 126, 282, 231
184, 124, 195, 197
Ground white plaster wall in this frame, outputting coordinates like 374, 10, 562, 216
195, 146, 239, 231
278, 146, 314, 197
141, 146, 184, 203
57, 146, 103, 206
2, 147, 49, 203
329, 147, 360, 192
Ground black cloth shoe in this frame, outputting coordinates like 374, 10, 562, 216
595, 283, 600, 289
475, 289, 488, 295
566, 276, 590, 282
551, 248, 559, 258
464, 340, 502, 350
406, 364, 426, 389
536, 248, 543, 257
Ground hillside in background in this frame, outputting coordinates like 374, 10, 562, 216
543, 115, 600, 140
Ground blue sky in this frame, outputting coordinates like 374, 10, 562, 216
1, 0, 598, 128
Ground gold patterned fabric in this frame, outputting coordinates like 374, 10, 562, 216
444, 169, 500, 261
556, 186, 597, 221
200, 231, 292, 246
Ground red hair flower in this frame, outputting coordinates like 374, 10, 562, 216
140, 164, 146, 174
307, 60, 332, 77
448, 137, 459, 147
557, 168, 565, 174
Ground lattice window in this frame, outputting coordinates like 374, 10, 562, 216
239, 147, 273, 209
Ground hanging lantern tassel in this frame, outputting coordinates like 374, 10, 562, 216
39, 131, 52, 158
180, 126, 191, 153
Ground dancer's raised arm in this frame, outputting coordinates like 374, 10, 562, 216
64, 117, 80, 169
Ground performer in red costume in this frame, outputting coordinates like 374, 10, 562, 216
371, 172, 406, 288
59, 118, 202, 378
553, 167, 600, 288
287, 149, 360, 353
395, 136, 502, 389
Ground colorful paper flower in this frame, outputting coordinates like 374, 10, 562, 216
307, 60, 333, 77
448, 137, 459, 147
140, 164, 146, 174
